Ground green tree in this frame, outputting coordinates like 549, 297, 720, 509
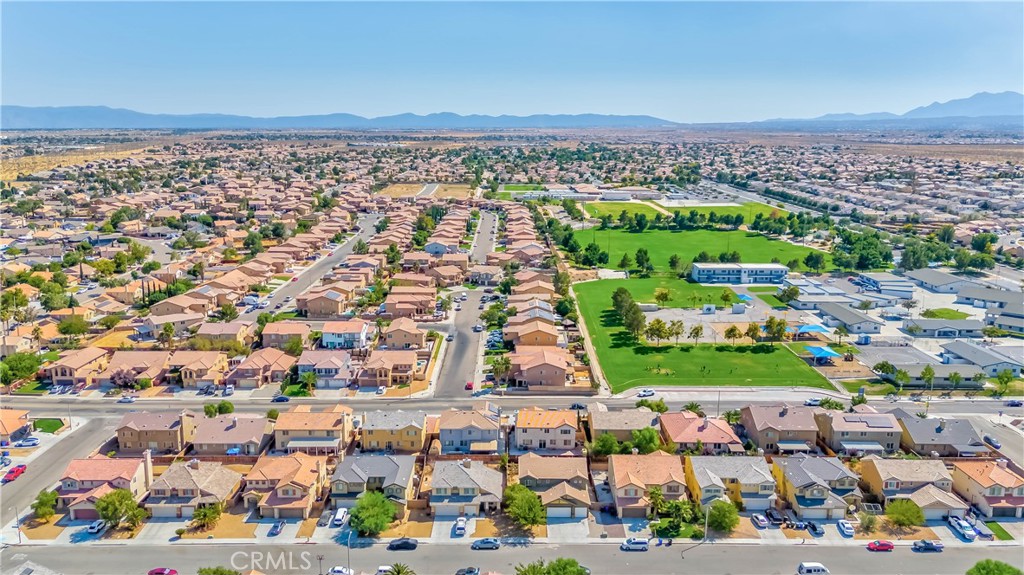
243, 232, 264, 254
724, 324, 742, 345
491, 355, 512, 383
635, 398, 669, 413
98, 314, 123, 330
885, 499, 924, 528
1, 352, 42, 382
967, 560, 1024, 575
217, 400, 234, 415
283, 336, 305, 356
706, 500, 739, 532
58, 315, 89, 338
161, 322, 176, 349
94, 488, 144, 528
299, 370, 317, 394
266, 409, 280, 420
921, 364, 935, 393
197, 568, 242, 575
744, 322, 761, 343
948, 371, 963, 392
350, 491, 397, 536
590, 432, 620, 457
617, 253, 633, 270
803, 252, 826, 273
219, 304, 239, 321
647, 485, 665, 517
503, 483, 545, 527
190, 504, 222, 531
833, 325, 849, 346
386, 565, 416, 575
629, 426, 662, 454
688, 324, 704, 345
893, 369, 910, 394
995, 369, 1015, 395
719, 289, 732, 307
722, 409, 741, 425
683, 401, 705, 416
31, 489, 58, 523
653, 288, 671, 306
204, 404, 219, 418
644, 318, 671, 345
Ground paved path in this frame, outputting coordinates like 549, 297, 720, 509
416, 183, 439, 197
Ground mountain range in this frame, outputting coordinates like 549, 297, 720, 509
1, 91, 1021, 130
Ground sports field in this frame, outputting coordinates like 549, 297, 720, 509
584, 201, 663, 219
503, 184, 546, 191
574, 279, 832, 392
576, 277, 737, 309
658, 202, 789, 220
588, 228, 829, 272
435, 184, 473, 198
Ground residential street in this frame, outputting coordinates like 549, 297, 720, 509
472, 209, 497, 263
433, 289, 486, 398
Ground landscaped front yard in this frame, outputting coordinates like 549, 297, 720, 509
180, 505, 257, 539
472, 515, 547, 539
381, 510, 434, 538
13, 380, 50, 395
33, 418, 64, 433
20, 513, 67, 540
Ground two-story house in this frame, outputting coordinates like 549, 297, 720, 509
517, 453, 592, 518
321, 320, 371, 350
46, 347, 109, 388
739, 404, 819, 453
227, 347, 297, 389
429, 459, 504, 517
814, 409, 900, 455
145, 459, 242, 519
951, 460, 1024, 518
684, 455, 777, 512
512, 408, 577, 452
608, 451, 687, 518
659, 412, 743, 455
330, 454, 417, 511
116, 410, 197, 454
362, 410, 428, 453
192, 415, 272, 456
167, 351, 228, 389
772, 454, 861, 519
357, 349, 420, 387
274, 405, 351, 456
296, 350, 354, 389
261, 321, 312, 350
382, 317, 427, 350
438, 407, 502, 455
242, 453, 328, 519
859, 456, 968, 520
56, 452, 153, 520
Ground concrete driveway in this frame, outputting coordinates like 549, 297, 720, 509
254, 518, 302, 542
430, 515, 474, 541
546, 516, 589, 543
135, 517, 189, 543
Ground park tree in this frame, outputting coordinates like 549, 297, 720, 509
644, 318, 671, 346
719, 289, 732, 307
622, 303, 646, 340
653, 288, 671, 306
885, 499, 924, 528
503, 484, 545, 527
688, 324, 704, 345
803, 252, 826, 273
744, 322, 761, 344
668, 319, 685, 345
617, 253, 633, 270
668, 254, 681, 271
706, 500, 740, 533
350, 491, 397, 536
724, 325, 742, 344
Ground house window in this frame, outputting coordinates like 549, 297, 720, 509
561, 429, 572, 435
625, 488, 638, 497
884, 481, 900, 490
666, 485, 678, 493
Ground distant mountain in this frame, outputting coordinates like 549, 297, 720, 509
812, 111, 900, 122
807, 91, 1022, 123
0, 105, 677, 130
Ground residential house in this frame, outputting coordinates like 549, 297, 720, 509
951, 460, 1024, 518
608, 452, 687, 518
426, 265, 464, 287
274, 405, 352, 456
296, 350, 354, 389
517, 453, 592, 518
504, 320, 560, 347
167, 351, 228, 388
468, 265, 502, 286
321, 320, 371, 350
116, 410, 197, 454
899, 416, 988, 457
56, 452, 153, 520
96, 351, 171, 388
242, 453, 328, 519
382, 317, 426, 350
146, 459, 242, 519
859, 456, 968, 519
659, 411, 743, 454
227, 348, 296, 389
772, 454, 861, 519
814, 410, 900, 455
330, 454, 417, 510
429, 459, 503, 517
357, 349, 420, 387
513, 408, 577, 452
192, 414, 272, 456
685, 455, 776, 511
196, 321, 257, 346
507, 346, 573, 390
0, 409, 31, 444
438, 407, 502, 454
261, 322, 311, 350
361, 410, 428, 453
739, 404, 819, 453
46, 347, 109, 388
588, 404, 659, 443
302, 289, 348, 318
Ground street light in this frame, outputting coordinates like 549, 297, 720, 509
316, 554, 324, 575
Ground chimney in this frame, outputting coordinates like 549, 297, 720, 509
462, 458, 472, 469
231, 417, 238, 428
938, 419, 946, 431
143, 449, 154, 489
189, 458, 201, 470
997, 459, 1008, 469
700, 417, 708, 431
781, 406, 789, 417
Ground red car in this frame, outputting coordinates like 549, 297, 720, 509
465, 382, 474, 390
148, 570, 179, 575
291, 277, 299, 282
867, 540, 894, 552
3, 464, 27, 483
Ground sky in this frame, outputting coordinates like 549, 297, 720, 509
2, 1, 1022, 123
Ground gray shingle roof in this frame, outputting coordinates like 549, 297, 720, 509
362, 410, 426, 431
817, 302, 883, 326
332, 454, 415, 488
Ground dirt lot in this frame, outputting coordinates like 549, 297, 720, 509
91, 328, 154, 349
181, 505, 257, 539
102, 522, 146, 540
723, 516, 764, 539
379, 184, 424, 198
473, 515, 547, 539
381, 509, 434, 538
435, 184, 473, 198
20, 513, 67, 540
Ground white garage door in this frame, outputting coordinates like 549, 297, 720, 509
150, 506, 179, 518
922, 508, 946, 521
547, 507, 572, 518
180, 506, 195, 519
573, 507, 589, 518
799, 508, 829, 520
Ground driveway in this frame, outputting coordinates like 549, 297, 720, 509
254, 518, 302, 542
547, 517, 588, 543
430, 515, 474, 542
135, 517, 188, 543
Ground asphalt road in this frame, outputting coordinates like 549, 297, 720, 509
238, 215, 381, 321
433, 290, 486, 398
1, 539, 1017, 575
0, 417, 117, 531
417, 183, 439, 198
472, 210, 497, 263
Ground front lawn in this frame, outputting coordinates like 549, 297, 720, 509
921, 308, 971, 320
575, 281, 832, 392
283, 383, 312, 397
986, 522, 1014, 541
13, 380, 50, 395
575, 277, 737, 309
588, 228, 828, 273
33, 418, 64, 433
40, 351, 61, 362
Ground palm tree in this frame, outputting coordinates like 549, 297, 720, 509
387, 565, 416, 575
834, 325, 849, 346
160, 323, 176, 350
724, 325, 741, 345
722, 409, 741, 425
683, 402, 704, 416
299, 371, 317, 395
491, 355, 512, 383
31, 325, 43, 351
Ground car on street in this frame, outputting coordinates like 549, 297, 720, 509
837, 520, 854, 537
14, 437, 40, 448
570, 403, 587, 411
751, 514, 769, 528
375, 568, 393, 575
117, 396, 137, 403
620, 537, 649, 551
471, 538, 500, 550
454, 516, 467, 535
636, 389, 655, 398
465, 382, 474, 391
867, 540, 894, 552
0, 457, 11, 468
983, 435, 1002, 449
271, 395, 291, 403
912, 539, 944, 552
147, 570, 178, 575
804, 397, 822, 406
472, 325, 484, 332
291, 277, 299, 282
455, 569, 481, 575
765, 508, 785, 525
1005, 399, 1023, 407
376, 386, 386, 395
948, 516, 976, 540
268, 520, 286, 536
446, 334, 455, 342
455, 304, 462, 311
87, 520, 106, 534
327, 567, 353, 575
387, 537, 418, 550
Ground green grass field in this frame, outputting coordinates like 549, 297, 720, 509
503, 184, 546, 191
746, 286, 779, 293
33, 418, 64, 433
921, 308, 971, 320
494, 192, 514, 201
664, 202, 789, 220
588, 228, 828, 272
13, 380, 50, 395
574, 280, 832, 392
584, 201, 663, 219
576, 277, 737, 309
985, 522, 1014, 541
757, 294, 787, 308
788, 341, 860, 355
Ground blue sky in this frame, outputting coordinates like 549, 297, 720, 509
2, 2, 1022, 122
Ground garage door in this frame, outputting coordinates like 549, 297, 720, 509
150, 506, 179, 518
432, 504, 462, 517
180, 506, 195, 519
993, 507, 1017, 517
547, 507, 572, 518
922, 508, 946, 521
573, 507, 589, 518
72, 509, 99, 520
799, 508, 828, 520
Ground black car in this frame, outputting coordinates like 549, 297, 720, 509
912, 539, 944, 552
806, 521, 824, 536
570, 403, 587, 411
455, 569, 481, 575
1006, 400, 1023, 408
764, 508, 785, 525
388, 537, 419, 551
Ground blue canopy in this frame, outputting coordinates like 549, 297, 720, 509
797, 325, 829, 334
761, 325, 797, 333
737, 294, 753, 302
806, 346, 842, 359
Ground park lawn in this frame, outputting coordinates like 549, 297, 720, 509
985, 522, 1014, 541
840, 379, 896, 395
495, 192, 514, 201
503, 184, 545, 191
584, 201, 663, 219
671, 202, 789, 220
757, 294, 788, 308
574, 282, 832, 393
746, 286, 779, 293
575, 277, 737, 309
921, 308, 971, 320
588, 228, 829, 272
33, 418, 64, 433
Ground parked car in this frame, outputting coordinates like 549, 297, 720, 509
0, 457, 12, 468
620, 537, 649, 551
14, 437, 39, 448
983, 435, 1002, 449
454, 516, 467, 535
446, 334, 455, 342
804, 397, 822, 406
223, 385, 235, 397
455, 568, 481, 575
271, 395, 291, 403
948, 516, 976, 540
387, 537, 418, 550
472, 325, 484, 332
806, 521, 824, 536
837, 520, 854, 537
465, 382, 474, 391
471, 538, 501, 550
376, 386, 386, 395
797, 562, 830, 575
332, 508, 349, 527
570, 403, 587, 411
3, 464, 27, 483
291, 277, 299, 282
765, 508, 785, 525
751, 514, 769, 528
87, 520, 106, 534
912, 539, 944, 552
327, 567, 353, 575
268, 520, 286, 536
636, 389, 655, 398
867, 540, 894, 552
147, 569, 178, 575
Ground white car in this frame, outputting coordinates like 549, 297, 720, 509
636, 389, 655, 398
117, 396, 136, 403
454, 516, 467, 535
376, 386, 386, 395
804, 397, 822, 406
375, 567, 393, 575
327, 568, 353, 575
837, 519, 854, 537
86, 520, 105, 534
751, 513, 769, 528
948, 516, 976, 540
620, 537, 649, 551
